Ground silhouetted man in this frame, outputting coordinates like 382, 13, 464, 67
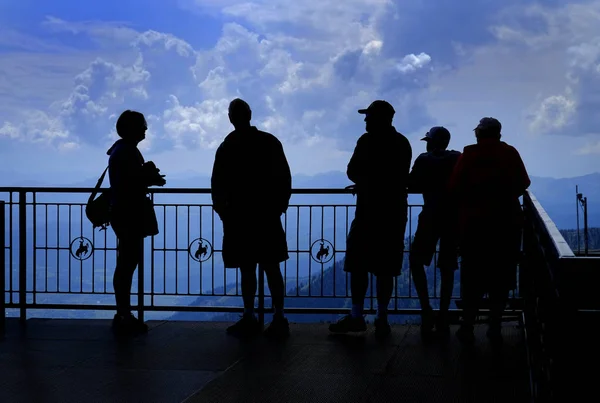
211, 98, 292, 339
329, 100, 412, 338
108, 110, 166, 335
449, 117, 530, 345
408, 126, 461, 339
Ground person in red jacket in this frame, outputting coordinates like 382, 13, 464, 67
448, 117, 531, 345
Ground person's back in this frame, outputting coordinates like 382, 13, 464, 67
411, 149, 461, 213
213, 127, 290, 217
452, 138, 529, 229
450, 117, 530, 345
348, 128, 412, 216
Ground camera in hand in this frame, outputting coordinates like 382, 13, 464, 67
143, 161, 166, 186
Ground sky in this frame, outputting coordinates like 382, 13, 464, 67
1, 0, 600, 184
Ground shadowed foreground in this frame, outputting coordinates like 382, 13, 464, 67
0, 319, 529, 403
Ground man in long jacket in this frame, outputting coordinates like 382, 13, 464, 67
449, 117, 531, 344
211, 98, 292, 339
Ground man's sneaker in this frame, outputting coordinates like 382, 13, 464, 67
226, 315, 262, 338
328, 315, 367, 334
264, 316, 290, 339
374, 317, 391, 338
112, 313, 148, 335
456, 326, 475, 345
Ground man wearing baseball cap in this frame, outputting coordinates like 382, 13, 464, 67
408, 126, 461, 340
449, 117, 530, 345
329, 100, 412, 338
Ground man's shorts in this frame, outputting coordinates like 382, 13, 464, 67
409, 211, 458, 271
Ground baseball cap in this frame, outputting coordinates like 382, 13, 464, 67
474, 117, 501, 133
421, 126, 451, 143
358, 100, 395, 116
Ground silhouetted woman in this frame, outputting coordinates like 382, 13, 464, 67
449, 117, 530, 345
107, 110, 165, 335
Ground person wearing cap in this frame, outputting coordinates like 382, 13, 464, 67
328, 100, 412, 338
211, 98, 292, 339
448, 117, 531, 345
407, 126, 461, 340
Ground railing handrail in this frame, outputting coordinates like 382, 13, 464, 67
524, 191, 575, 258
0, 186, 422, 195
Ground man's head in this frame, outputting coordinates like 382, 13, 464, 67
358, 100, 395, 133
116, 110, 147, 143
474, 117, 502, 140
228, 98, 252, 128
421, 126, 451, 152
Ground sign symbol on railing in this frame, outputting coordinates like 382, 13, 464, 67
310, 239, 335, 264
69, 236, 94, 261
189, 238, 213, 262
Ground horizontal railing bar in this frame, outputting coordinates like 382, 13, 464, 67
0, 187, 422, 195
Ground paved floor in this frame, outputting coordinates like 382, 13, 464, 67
0, 318, 530, 403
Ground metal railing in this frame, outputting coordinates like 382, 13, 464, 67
521, 191, 600, 402
0, 187, 522, 327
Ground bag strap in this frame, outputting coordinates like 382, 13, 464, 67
88, 166, 109, 204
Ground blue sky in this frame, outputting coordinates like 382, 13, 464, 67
1, 0, 599, 184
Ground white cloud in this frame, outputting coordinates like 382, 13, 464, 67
2, 0, 600, 181
162, 95, 230, 149
397, 53, 432, 73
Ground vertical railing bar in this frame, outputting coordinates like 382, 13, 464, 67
68, 204, 72, 293
45, 204, 48, 294
80, 204, 84, 293
320, 206, 324, 297
137, 237, 144, 322
308, 206, 312, 297
408, 205, 413, 298
163, 205, 166, 295
9, 192, 13, 305
18, 191, 26, 323
1, 200, 6, 333
283, 210, 287, 297
345, 206, 349, 297
199, 205, 203, 296
187, 205, 190, 295
56, 204, 60, 294
103, 217, 107, 294
296, 206, 300, 297
211, 208, 215, 296
91, 208, 96, 294
175, 205, 179, 295
150, 194, 155, 309
333, 206, 336, 297
32, 193, 37, 304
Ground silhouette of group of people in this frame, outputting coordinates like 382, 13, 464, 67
106, 98, 531, 344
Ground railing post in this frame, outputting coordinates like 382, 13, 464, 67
18, 191, 26, 324
258, 264, 265, 327
0, 201, 5, 335
138, 238, 144, 322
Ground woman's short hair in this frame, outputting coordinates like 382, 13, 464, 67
116, 110, 145, 139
